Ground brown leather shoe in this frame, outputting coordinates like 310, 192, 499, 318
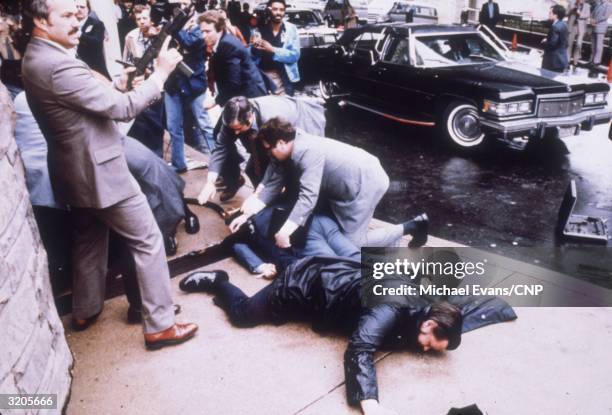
144, 322, 198, 351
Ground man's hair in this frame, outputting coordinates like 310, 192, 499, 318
424, 302, 462, 350
22, 0, 50, 21
243, 3, 250, 10
258, 117, 296, 147
198, 10, 226, 32
223, 96, 254, 127
133, 4, 151, 16
266, 0, 286, 8
551, 5, 566, 20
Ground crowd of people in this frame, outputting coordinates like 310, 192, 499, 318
479, 0, 611, 76
1, 1, 519, 413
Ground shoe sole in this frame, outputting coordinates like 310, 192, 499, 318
145, 331, 196, 351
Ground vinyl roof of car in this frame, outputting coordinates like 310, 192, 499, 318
337, 23, 479, 44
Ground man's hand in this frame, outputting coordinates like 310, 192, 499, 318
197, 181, 216, 205
274, 229, 292, 249
241, 195, 266, 216
153, 36, 183, 79
253, 39, 275, 53
360, 400, 398, 415
229, 213, 250, 233
116, 67, 145, 91
255, 263, 277, 279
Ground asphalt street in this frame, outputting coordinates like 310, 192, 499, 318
298, 86, 612, 267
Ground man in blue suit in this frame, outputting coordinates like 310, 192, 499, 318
541, 5, 569, 73
198, 10, 267, 107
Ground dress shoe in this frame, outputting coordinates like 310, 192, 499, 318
184, 212, 200, 234
165, 235, 178, 256
406, 213, 429, 248
219, 176, 246, 202
179, 270, 229, 293
71, 311, 101, 332
128, 303, 182, 325
144, 322, 198, 351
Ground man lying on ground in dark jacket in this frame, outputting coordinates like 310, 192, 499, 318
179, 256, 463, 415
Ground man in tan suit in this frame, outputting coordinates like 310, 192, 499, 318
21, 0, 197, 350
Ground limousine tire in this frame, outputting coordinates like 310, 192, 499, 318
439, 101, 486, 150
319, 80, 342, 105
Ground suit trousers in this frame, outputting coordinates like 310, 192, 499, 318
339, 164, 404, 248
567, 23, 586, 62
70, 191, 175, 333
591, 32, 606, 65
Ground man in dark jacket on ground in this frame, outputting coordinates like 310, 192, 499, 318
541, 5, 569, 73
199, 10, 267, 107
179, 257, 462, 415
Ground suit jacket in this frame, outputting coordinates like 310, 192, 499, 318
77, 16, 110, 79
479, 2, 500, 29
22, 37, 162, 208
209, 95, 326, 179
592, 0, 612, 33
257, 130, 388, 233
209, 32, 267, 106
542, 20, 569, 71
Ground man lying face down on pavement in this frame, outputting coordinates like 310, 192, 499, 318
178, 257, 463, 415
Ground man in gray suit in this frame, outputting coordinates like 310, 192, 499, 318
21, 0, 197, 349
590, 0, 612, 72
230, 118, 429, 250
197, 95, 326, 204
567, 0, 591, 68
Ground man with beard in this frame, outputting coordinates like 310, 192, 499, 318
21, 0, 198, 349
251, 0, 300, 96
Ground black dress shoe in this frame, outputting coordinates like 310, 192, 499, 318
184, 213, 200, 234
128, 304, 182, 325
219, 176, 246, 202
179, 270, 229, 293
165, 235, 178, 256
408, 213, 429, 248
71, 311, 102, 331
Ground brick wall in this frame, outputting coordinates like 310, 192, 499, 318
0, 83, 73, 413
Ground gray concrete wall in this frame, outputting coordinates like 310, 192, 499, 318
0, 83, 73, 414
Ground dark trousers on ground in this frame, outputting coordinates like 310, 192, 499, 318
213, 280, 275, 327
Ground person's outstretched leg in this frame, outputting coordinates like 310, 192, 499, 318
179, 271, 275, 327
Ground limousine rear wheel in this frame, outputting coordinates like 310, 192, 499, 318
440, 102, 485, 149
319, 80, 341, 103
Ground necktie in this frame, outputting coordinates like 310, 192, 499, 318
4, 38, 15, 60
247, 133, 263, 179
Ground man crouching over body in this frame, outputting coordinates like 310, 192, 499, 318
21, 0, 197, 350
178, 258, 462, 415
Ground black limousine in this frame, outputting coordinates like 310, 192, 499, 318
317, 24, 612, 150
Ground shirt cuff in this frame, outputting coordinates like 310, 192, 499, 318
148, 72, 166, 92
278, 219, 299, 237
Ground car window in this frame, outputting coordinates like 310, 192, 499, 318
384, 37, 412, 65
287, 11, 320, 26
413, 33, 504, 67
348, 29, 385, 53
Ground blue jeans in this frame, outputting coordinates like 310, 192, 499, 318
165, 91, 215, 171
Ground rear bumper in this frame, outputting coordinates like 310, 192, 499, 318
480, 107, 612, 141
